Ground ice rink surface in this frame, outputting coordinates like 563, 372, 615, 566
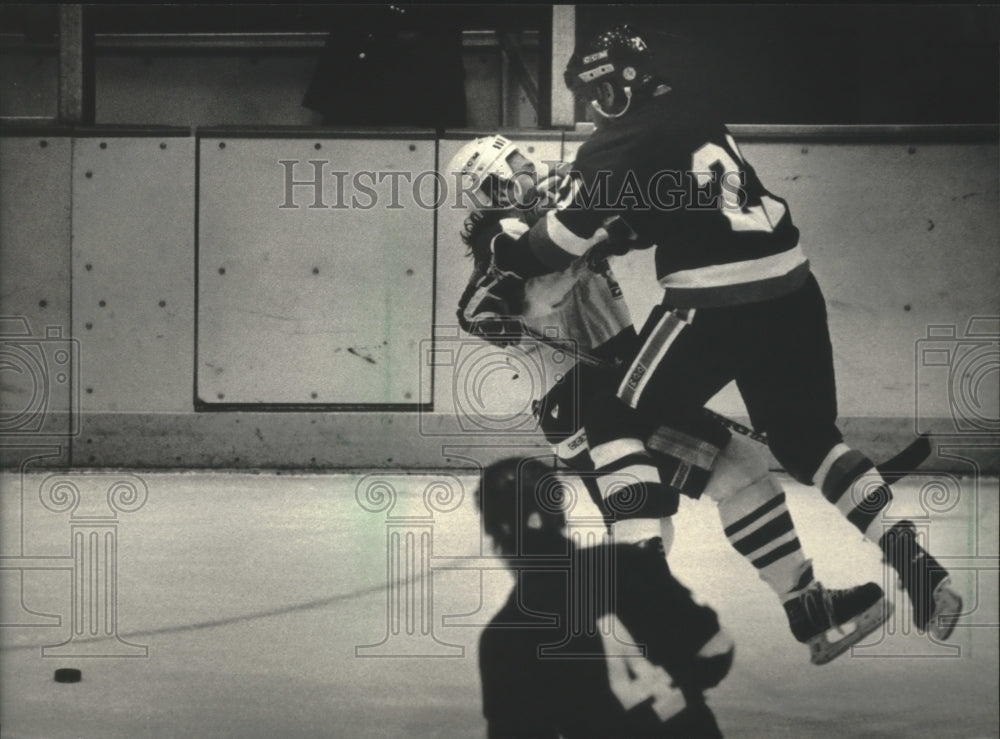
1, 469, 997, 738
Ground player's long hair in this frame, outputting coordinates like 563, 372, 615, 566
460, 208, 506, 275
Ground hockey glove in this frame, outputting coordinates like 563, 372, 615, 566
468, 315, 525, 347
490, 231, 551, 280
523, 171, 564, 227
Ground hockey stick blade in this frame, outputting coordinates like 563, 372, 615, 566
874, 434, 932, 485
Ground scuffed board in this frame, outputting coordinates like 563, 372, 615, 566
719, 141, 999, 422
197, 136, 435, 407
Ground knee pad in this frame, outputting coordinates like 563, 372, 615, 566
646, 414, 731, 498
703, 434, 774, 504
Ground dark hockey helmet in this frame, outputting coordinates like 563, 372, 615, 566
564, 24, 658, 110
476, 457, 566, 553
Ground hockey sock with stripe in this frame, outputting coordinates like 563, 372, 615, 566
717, 476, 816, 602
814, 444, 891, 543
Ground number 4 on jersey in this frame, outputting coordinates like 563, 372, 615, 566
691, 133, 787, 234
597, 614, 687, 721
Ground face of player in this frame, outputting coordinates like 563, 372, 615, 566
585, 100, 607, 127
507, 150, 538, 195
495, 150, 538, 208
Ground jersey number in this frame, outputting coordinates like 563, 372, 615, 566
691, 134, 786, 234
597, 614, 686, 721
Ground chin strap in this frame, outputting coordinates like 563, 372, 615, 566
590, 86, 633, 119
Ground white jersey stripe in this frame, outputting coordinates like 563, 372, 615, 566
617, 310, 695, 408
659, 245, 807, 289
543, 210, 608, 257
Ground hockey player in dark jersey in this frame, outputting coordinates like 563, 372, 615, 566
489, 25, 962, 653
476, 456, 733, 738
449, 135, 893, 666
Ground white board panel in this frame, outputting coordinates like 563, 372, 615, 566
0, 136, 73, 435
72, 136, 196, 413
198, 137, 435, 406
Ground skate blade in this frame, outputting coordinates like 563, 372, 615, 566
928, 578, 962, 641
808, 597, 893, 666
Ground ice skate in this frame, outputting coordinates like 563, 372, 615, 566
783, 581, 891, 665
880, 520, 962, 640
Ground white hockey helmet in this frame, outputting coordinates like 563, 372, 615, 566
447, 135, 521, 197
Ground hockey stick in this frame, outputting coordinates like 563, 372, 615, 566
519, 324, 931, 480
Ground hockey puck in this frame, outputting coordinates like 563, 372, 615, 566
54, 668, 81, 683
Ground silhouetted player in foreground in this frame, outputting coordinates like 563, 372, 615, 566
476, 457, 733, 737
